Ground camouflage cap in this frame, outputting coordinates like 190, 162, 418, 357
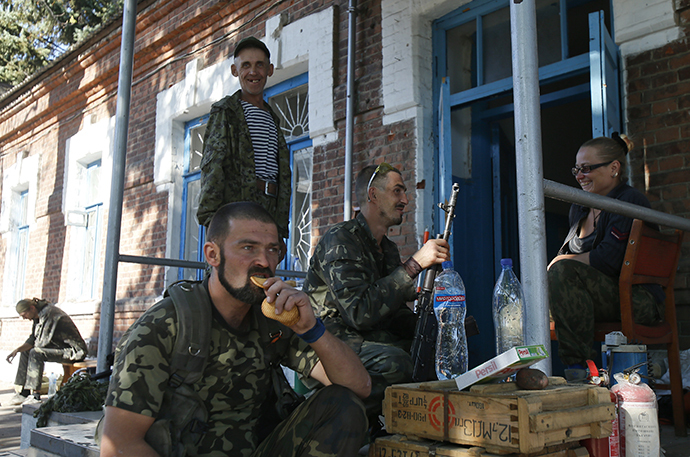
16, 298, 35, 314
234, 36, 270, 59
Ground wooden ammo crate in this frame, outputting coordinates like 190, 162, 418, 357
383, 377, 614, 455
369, 434, 589, 457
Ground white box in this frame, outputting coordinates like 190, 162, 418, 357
454, 345, 549, 391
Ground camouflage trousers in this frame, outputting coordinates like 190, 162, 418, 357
358, 340, 414, 418
15, 346, 86, 391
252, 385, 368, 457
548, 259, 661, 366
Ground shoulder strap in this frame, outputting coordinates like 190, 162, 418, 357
166, 280, 213, 387
256, 310, 291, 368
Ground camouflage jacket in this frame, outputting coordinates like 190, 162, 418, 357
28, 304, 87, 354
105, 289, 319, 457
303, 213, 418, 353
197, 90, 291, 239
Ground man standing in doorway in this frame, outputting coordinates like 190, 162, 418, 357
197, 36, 291, 247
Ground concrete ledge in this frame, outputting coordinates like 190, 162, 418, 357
29, 424, 99, 457
21, 404, 102, 449
20, 403, 102, 456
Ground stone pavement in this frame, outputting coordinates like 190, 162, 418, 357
0, 381, 23, 456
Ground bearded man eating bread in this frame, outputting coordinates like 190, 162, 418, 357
101, 202, 371, 457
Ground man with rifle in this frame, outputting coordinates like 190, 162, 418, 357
303, 163, 449, 431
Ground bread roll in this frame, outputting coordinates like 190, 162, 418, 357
250, 276, 300, 326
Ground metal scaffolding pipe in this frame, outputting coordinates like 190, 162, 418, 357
343, 0, 356, 219
510, 0, 551, 374
544, 179, 690, 232
96, 0, 137, 374
118, 254, 307, 278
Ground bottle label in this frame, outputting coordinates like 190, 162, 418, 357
435, 295, 465, 302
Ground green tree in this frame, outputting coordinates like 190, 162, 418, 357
0, 0, 123, 87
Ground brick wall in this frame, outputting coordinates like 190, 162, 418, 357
310, 0, 421, 257
625, 28, 690, 348
0, 0, 422, 352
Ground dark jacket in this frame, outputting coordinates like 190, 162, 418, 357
558, 183, 664, 304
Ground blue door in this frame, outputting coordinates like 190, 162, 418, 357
434, 2, 620, 366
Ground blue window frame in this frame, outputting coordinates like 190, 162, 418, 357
266, 73, 312, 274
13, 190, 29, 302
179, 114, 208, 281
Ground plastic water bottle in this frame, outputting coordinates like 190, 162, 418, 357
433, 261, 468, 380
492, 258, 525, 355
48, 372, 57, 396
293, 256, 305, 289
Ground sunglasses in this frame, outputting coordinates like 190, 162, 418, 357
571, 160, 613, 177
367, 162, 396, 197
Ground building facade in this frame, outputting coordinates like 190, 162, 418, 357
1, 0, 689, 381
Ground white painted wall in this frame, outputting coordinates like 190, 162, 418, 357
613, 0, 681, 57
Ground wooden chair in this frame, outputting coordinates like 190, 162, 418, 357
550, 219, 686, 436
62, 358, 98, 381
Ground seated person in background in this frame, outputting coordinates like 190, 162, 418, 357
100, 202, 371, 457
303, 163, 449, 424
547, 133, 664, 377
7, 297, 87, 406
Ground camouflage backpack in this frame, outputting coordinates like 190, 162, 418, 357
95, 280, 211, 457
141, 280, 213, 457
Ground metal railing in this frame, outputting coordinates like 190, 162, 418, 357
119, 254, 307, 278
543, 180, 690, 233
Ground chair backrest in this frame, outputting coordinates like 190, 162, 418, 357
620, 219, 683, 289
617, 219, 684, 340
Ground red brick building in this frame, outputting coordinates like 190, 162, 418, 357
1, 0, 689, 380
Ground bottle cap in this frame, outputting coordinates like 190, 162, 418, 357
442, 260, 453, 269
500, 258, 512, 267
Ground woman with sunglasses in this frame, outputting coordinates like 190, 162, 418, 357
547, 133, 664, 380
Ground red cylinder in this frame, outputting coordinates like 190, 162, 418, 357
611, 377, 659, 457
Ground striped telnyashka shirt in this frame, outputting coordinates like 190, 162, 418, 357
240, 99, 279, 182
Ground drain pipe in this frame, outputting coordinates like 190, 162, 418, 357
509, 0, 551, 375
96, 0, 137, 374
343, 0, 356, 220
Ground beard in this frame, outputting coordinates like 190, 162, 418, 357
379, 205, 404, 226
217, 251, 272, 307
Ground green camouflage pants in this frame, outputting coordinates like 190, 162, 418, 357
358, 340, 413, 418
548, 259, 661, 366
252, 385, 368, 457
15, 346, 86, 391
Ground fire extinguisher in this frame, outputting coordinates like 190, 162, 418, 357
610, 372, 660, 457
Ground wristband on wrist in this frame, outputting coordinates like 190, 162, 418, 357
298, 318, 326, 343
403, 257, 423, 279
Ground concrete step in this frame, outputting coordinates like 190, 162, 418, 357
20, 404, 102, 449
29, 423, 99, 457
0, 449, 29, 457
20, 404, 101, 457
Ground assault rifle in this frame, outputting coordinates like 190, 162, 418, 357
410, 183, 478, 382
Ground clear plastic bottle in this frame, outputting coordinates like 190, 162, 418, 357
492, 258, 526, 355
433, 261, 468, 380
48, 372, 58, 396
